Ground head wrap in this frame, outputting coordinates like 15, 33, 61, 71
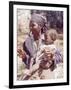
31, 14, 47, 33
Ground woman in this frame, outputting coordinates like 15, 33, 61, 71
18, 13, 47, 69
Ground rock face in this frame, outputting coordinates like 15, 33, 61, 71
17, 10, 31, 79
17, 9, 31, 49
17, 9, 31, 34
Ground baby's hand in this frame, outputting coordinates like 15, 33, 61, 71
47, 53, 54, 60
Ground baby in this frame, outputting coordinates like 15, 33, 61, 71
37, 29, 63, 79
39, 29, 63, 64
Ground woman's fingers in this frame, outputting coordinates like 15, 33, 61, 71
17, 49, 26, 59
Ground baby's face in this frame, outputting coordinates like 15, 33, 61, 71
44, 34, 53, 45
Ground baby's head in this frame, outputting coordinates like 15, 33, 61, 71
44, 29, 58, 45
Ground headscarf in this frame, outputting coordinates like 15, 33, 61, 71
31, 14, 47, 33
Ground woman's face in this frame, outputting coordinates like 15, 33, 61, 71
29, 21, 41, 40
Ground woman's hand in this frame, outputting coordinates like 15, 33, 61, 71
17, 49, 26, 59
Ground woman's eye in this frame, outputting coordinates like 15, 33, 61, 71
30, 24, 35, 28
32, 24, 35, 27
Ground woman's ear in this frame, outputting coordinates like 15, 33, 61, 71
37, 25, 41, 33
